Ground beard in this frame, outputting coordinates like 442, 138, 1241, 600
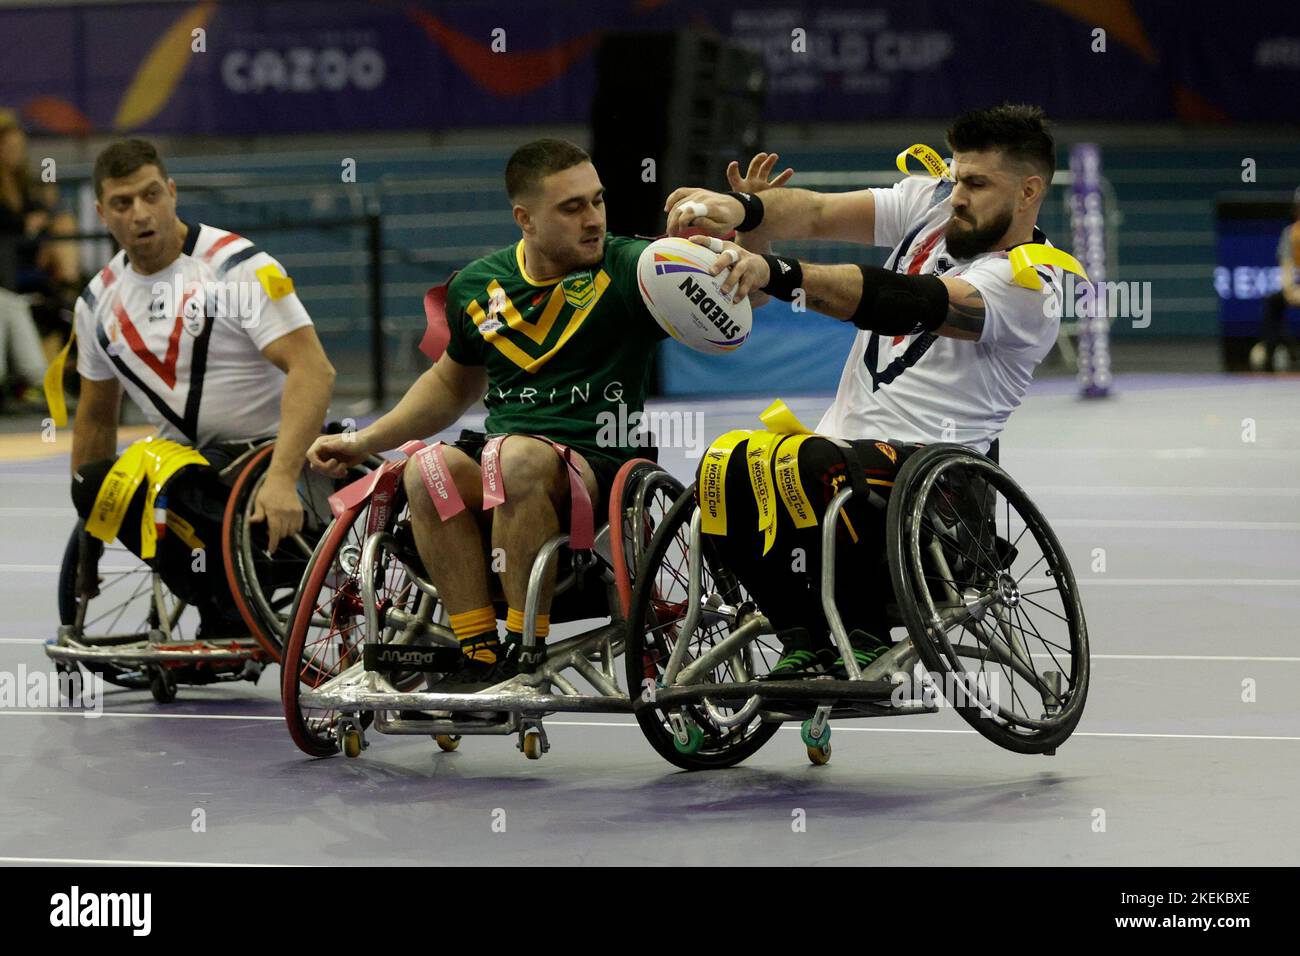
944, 206, 1013, 260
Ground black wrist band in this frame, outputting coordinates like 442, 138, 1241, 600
726, 191, 765, 232
760, 254, 803, 301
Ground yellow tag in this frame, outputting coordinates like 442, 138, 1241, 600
43, 329, 76, 429
255, 262, 295, 300
745, 431, 783, 555
85, 441, 150, 545
86, 438, 208, 555
698, 430, 751, 536
759, 398, 814, 436
773, 434, 817, 529
1008, 243, 1089, 290
164, 512, 204, 551
895, 144, 952, 181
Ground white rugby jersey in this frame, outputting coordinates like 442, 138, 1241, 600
75, 222, 313, 448
815, 175, 1064, 454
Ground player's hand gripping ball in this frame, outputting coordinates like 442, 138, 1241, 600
636, 236, 753, 354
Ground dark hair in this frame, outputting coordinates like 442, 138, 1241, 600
947, 104, 1055, 181
505, 138, 590, 201
93, 139, 168, 198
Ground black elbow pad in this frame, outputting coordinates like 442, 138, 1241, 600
850, 266, 949, 335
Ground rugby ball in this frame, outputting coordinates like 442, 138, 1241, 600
636, 237, 752, 354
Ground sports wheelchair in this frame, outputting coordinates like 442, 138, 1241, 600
45, 436, 367, 703
626, 440, 1091, 770
279, 445, 684, 760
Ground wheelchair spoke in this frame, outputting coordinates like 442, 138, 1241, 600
919, 513, 1002, 583
1013, 605, 1069, 698
1016, 593, 1072, 628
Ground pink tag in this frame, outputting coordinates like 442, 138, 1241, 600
328, 465, 390, 518
481, 435, 507, 509
547, 440, 595, 550
412, 443, 467, 522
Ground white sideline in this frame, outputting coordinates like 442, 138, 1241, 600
1, 711, 1297, 742
0, 855, 292, 867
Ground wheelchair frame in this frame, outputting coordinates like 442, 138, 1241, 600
44, 440, 340, 702
284, 456, 684, 760
628, 442, 1089, 768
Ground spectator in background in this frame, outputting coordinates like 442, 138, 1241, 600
1252, 186, 1300, 372
0, 116, 54, 411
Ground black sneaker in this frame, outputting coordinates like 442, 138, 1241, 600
829, 630, 892, 679
436, 647, 518, 693
759, 628, 835, 680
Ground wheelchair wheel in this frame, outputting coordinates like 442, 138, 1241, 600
281, 481, 433, 757
223, 443, 376, 661
886, 444, 1089, 755
626, 486, 783, 771
607, 459, 687, 619
56, 521, 187, 690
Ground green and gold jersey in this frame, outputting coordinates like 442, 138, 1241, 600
444, 234, 668, 468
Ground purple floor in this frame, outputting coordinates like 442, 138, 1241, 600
2, 373, 1298, 865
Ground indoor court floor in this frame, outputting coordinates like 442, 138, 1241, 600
1, 373, 1297, 866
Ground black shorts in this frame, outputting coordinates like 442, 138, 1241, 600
699, 434, 922, 641
450, 429, 624, 511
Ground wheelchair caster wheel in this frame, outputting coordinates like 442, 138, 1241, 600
807, 743, 832, 765
521, 731, 544, 760
54, 661, 80, 702
342, 728, 364, 759
671, 722, 705, 755
435, 734, 461, 752
149, 667, 177, 704
800, 718, 830, 749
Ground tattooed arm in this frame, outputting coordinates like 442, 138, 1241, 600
935, 278, 986, 341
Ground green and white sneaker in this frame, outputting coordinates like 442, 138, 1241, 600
760, 628, 835, 680
830, 630, 892, 679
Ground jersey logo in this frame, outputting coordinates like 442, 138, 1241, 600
864, 331, 937, 392
562, 271, 596, 309
467, 272, 611, 373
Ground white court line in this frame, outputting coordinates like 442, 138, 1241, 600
0, 565, 137, 573
1008, 448, 1300, 461
4, 566, 1295, 586
1031, 485, 1300, 497
1025, 578, 1300, 586
1050, 518, 1300, 530
2, 642, 1292, 662
548, 721, 1300, 742
0, 855, 291, 867
0, 711, 280, 721
3, 711, 1297, 742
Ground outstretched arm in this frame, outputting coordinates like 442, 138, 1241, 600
306, 354, 488, 478
688, 236, 986, 342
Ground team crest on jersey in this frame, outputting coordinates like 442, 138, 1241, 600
562, 271, 596, 309
103, 315, 123, 356
874, 441, 898, 464
182, 285, 207, 336
478, 287, 507, 335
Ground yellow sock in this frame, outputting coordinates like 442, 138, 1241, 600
449, 606, 498, 663
506, 607, 550, 640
